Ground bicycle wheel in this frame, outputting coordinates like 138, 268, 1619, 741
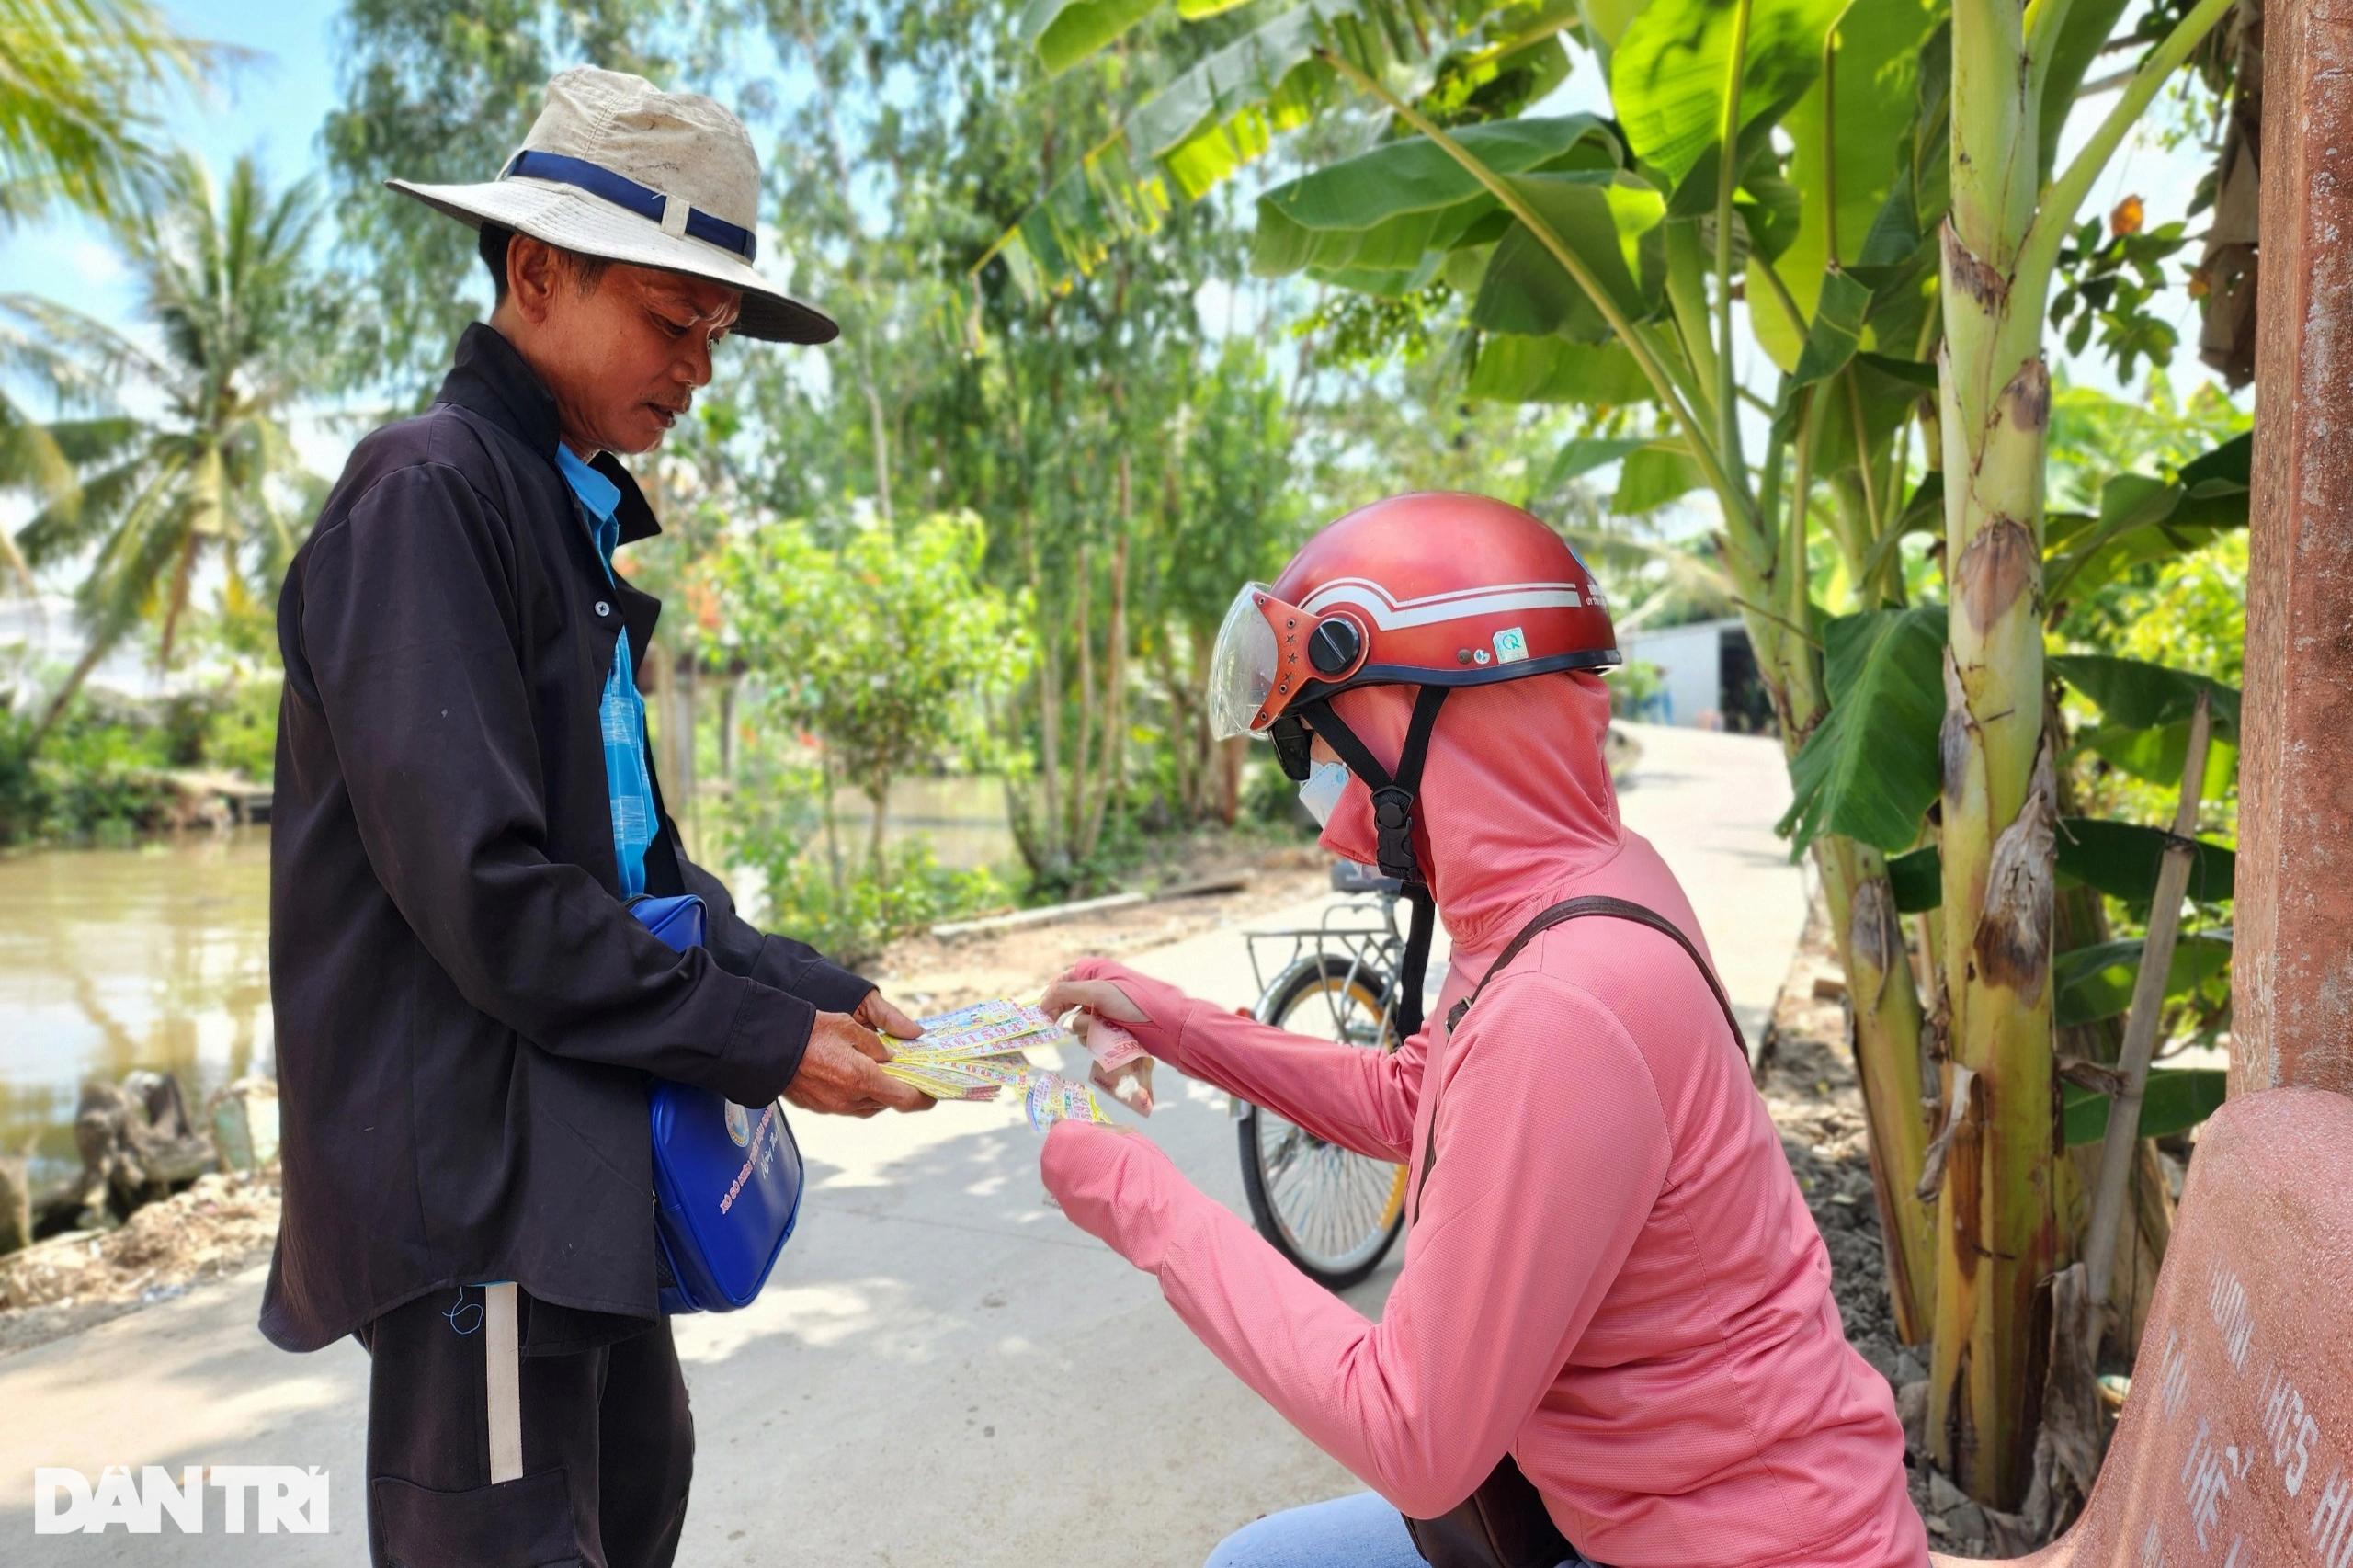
1238, 953, 1411, 1290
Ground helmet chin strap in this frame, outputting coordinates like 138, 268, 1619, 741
1296, 686, 1449, 1040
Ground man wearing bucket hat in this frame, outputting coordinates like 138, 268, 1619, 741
267, 67, 925, 1567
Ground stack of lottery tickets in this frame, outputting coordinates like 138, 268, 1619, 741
876, 1000, 1110, 1131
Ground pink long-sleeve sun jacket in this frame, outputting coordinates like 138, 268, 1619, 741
1040, 672, 1925, 1568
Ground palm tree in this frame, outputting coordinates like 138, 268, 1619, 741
0, 0, 217, 228
1, 152, 335, 745
2, 0, 221, 606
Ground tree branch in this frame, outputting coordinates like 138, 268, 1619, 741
2018, 0, 2236, 307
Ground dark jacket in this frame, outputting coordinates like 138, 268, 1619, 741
263, 323, 871, 1353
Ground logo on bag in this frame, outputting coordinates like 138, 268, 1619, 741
719, 1105, 781, 1213
724, 1101, 752, 1147
32, 1466, 329, 1534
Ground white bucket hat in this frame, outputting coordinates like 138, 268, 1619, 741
388, 66, 835, 345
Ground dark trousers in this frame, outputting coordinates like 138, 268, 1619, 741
358, 1287, 694, 1568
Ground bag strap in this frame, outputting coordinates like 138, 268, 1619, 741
1414, 896, 1747, 1219
1445, 896, 1745, 1046
483, 1281, 523, 1483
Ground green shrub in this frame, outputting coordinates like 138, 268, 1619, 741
1605, 659, 1665, 719
755, 837, 1010, 968
718, 748, 1012, 967
1243, 752, 1322, 832
0, 701, 179, 845
202, 676, 281, 781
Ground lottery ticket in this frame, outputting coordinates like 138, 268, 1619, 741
915, 999, 1043, 1033
1022, 1072, 1109, 1131
877, 1057, 1002, 1101
910, 1000, 1057, 1057
956, 1052, 1036, 1087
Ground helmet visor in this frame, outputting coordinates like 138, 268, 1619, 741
1208, 582, 1280, 740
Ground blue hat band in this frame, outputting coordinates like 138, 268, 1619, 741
501, 149, 756, 264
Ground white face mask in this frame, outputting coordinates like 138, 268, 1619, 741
1297, 759, 1351, 827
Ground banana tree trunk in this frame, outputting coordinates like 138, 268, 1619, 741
1813, 835, 1937, 1343
1722, 564, 1937, 1344
1930, 0, 2058, 1501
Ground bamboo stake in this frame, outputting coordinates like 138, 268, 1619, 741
1071, 540, 1095, 849
2082, 688, 2212, 1355
1713, 0, 1756, 478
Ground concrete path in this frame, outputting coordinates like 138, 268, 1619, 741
0, 723, 1802, 1566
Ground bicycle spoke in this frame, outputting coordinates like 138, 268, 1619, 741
1251, 961, 1410, 1277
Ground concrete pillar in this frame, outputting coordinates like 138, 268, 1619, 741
2237, 0, 2353, 1096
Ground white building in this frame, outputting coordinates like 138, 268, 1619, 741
1616, 616, 1773, 733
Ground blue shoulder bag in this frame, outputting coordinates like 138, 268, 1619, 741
628, 893, 806, 1314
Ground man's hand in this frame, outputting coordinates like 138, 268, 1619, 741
785, 1011, 934, 1118
853, 989, 924, 1040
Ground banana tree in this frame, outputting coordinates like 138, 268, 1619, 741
989, 0, 1955, 1351
991, 0, 2239, 1509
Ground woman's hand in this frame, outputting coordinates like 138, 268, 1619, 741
1040, 971, 1150, 1027
1040, 1119, 1195, 1272
1045, 958, 1196, 1074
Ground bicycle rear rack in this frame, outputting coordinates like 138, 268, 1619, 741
1242, 892, 1405, 1046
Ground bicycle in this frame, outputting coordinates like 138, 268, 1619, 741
1235, 861, 1415, 1290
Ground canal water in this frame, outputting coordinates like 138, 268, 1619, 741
0, 781, 1018, 1190
0, 831, 274, 1191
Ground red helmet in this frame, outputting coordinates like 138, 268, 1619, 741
1208, 494, 1619, 1041
1209, 493, 1619, 740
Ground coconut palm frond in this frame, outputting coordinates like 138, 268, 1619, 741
0, 0, 223, 230
0, 291, 165, 391
14, 449, 152, 563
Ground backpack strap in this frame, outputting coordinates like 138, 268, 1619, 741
1414, 896, 1747, 1219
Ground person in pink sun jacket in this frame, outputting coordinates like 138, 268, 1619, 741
1037, 494, 1925, 1568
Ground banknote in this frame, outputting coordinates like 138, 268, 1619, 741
1079, 1017, 1147, 1072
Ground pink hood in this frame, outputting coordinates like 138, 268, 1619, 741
1313, 672, 1625, 954
1042, 670, 1924, 1568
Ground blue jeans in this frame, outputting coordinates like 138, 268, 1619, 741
1203, 1491, 1586, 1568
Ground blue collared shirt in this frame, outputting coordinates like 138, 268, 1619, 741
557, 447, 660, 899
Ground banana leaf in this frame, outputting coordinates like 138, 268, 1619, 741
1469, 171, 1666, 337
1543, 435, 1657, 488
2062, 1068, 2229, 1147
1609, 0, 1848, 193
1886, 843, 1940, 915
1751, 0, 1942, 364
2052, 932, 2234, 1030
2077, 723, 2238, 794
1613, 444, 1707, 513
1465, 335, 1654, 403
1021, 0, 1165, 74
2054, 816, 2235, 905
2049, 654, 2242, 745
1252, 114, 1617, 279
1777, 603, 1947, 855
